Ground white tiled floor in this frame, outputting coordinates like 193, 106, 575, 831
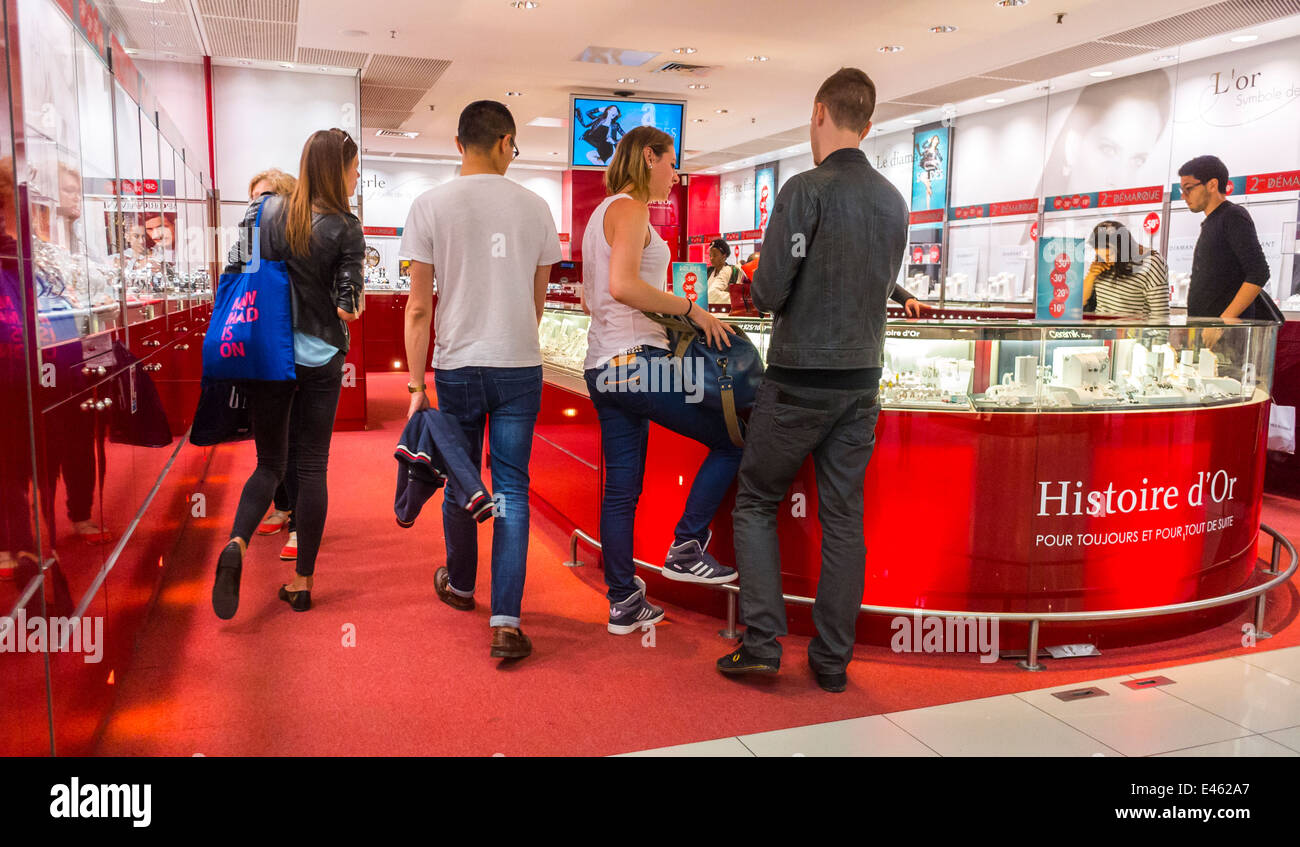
619, 646, 1300, 757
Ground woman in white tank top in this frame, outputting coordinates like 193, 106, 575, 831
581, 126, 744, 636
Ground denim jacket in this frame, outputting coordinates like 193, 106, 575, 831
753, 147, 910, 369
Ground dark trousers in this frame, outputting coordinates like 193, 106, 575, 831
229, 352, 344, 577
732, 377, 880, 672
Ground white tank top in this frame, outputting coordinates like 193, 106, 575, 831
582, 193, 671, 370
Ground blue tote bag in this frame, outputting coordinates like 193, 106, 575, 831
202, 196, 296, 381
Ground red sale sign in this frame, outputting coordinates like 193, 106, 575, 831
1143, 212, 1160, 235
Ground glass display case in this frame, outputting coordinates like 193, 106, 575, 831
539, 308, 1276, 413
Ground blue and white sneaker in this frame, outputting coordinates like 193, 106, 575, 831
662, 532, 738, 585
608, 576, 665, 635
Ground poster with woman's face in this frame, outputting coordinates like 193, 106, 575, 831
911, 126, 950, 212
1042, 69, 1176, 197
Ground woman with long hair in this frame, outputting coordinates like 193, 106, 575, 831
581, 126, 742, 635
575, 104, 625, 166
212, 128, 363, 619
1083, 220, 1169, 320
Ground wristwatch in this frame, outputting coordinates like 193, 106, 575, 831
407, 382, 426, 394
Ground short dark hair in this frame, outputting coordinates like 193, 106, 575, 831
458, 100, 516, 153
815, 67, 876, 134
1178, 155, 1230, 194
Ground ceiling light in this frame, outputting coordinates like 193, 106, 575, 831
929, 25, 958, 33
617, 77, 638, 83
1154, 54, 1177, 62
995, 0, 1027, 6
687, 83, 708, 89
692, 118, 706, 123
1230, 34, 1258, 43
985, 97, 1006, 104
904, 118, 922, 125
238, 59, 251, 65
714, 109, 728, 114
149, 19, 171, 27
509, 1, 539, 7
1088, 70, 1113, 77
506, 91, 524, 96
279, 62, 294, 68
340, 29, 368, 37
877, 45, 903, 53
139, 0, 166, 4
125, 47, 140, 55
549, 152, 558, 156
527, 116, 564, 127
746, 55, 769, 62
674, 47, 697, 54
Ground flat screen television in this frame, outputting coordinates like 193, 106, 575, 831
569, 95, 685, 169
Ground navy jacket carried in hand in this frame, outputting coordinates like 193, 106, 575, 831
394, 409, 494, 526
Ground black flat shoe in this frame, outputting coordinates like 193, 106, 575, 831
212, 542, 243, 620
278, 584, 311, 612
809, 656, 847, 693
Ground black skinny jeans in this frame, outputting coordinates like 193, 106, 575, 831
229, 351, 344, 576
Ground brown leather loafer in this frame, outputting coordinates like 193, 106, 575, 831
490, 626, 532, 659
435, 566, 475, 611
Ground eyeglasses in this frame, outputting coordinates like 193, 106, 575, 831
501, 134, 520, 159
1180, 180, 1204, 193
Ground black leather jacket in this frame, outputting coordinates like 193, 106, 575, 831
753, 148, 910, 369
224, 193, 364, 353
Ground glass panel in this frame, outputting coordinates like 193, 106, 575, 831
19, 0, 91, 344
74, 37, 118, 329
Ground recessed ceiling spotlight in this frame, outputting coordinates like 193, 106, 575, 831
714, 109, 728, 114
904, 118, 922, 124
746, 55, 769, 62
687, 83, 709, 89
929, 25, 958, 33
985, 97, 1006, 104
509, 0, 539, 7
617, 77, 638, 83
1230, 34, 1258, 43
549, 151, 558, 155
320, 67, 329, 72
1089, 70, 1113, 77
692, 118, 706, 123
506, 91, 524, 96
279, 62, 294, 68
995, 0, 1027, 6
149, 19, 171, 27
674, 46, 697, 54
877, 45, 904, 53
1154, 54, 1177, 61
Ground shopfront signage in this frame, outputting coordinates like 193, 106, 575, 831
671, 262, 708, 308
1035, 237, 1084, 321
908, 208, 945, 226
362, 226, 402, 237
1143, 212, 1161, 236
75, 0, 108, 61
1045, 185, 1163, 212
740, 229, 763, 240
949, 198, 1039, 220
755, 165, 776, 233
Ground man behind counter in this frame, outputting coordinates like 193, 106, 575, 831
1178, 155, 1271, 346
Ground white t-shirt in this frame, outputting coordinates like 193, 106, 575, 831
400, 174, 561, 369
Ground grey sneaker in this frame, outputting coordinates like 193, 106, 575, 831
663, 532, 738, 585
607, 576, 665, 635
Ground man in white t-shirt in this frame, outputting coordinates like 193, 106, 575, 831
400, 100, 561, 661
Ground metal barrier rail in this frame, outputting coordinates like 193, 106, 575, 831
564, 524, 1298, 670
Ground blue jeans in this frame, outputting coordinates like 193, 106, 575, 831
433, 365, 542, 628
584, 349, 744, 603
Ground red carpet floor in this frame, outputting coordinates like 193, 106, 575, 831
94, 374, 1300, 756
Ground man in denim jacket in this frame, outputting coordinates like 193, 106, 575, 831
718, 68, 909, 692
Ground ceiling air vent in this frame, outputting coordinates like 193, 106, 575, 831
375, 129, 419, 139
655, 62, 712, 76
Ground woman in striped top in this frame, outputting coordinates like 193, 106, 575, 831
1083, 220, 1170, 320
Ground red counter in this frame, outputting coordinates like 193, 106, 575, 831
530, 371, 1271, 649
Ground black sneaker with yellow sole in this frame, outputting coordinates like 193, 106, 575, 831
716, 644, 780, 675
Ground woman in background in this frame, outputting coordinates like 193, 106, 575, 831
212, 129, 363, 619
1083, 220, 1169, 320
